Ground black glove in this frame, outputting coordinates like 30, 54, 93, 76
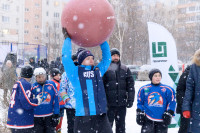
126, 100, 133, 108
62, 27, 70, 39
136, 109, 145, 126
51, 114, 60, 127
162, 110, 174, 125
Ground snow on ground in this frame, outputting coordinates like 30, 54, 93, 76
61, 81, 179, 133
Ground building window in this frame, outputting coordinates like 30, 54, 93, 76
54, 12, 59, 18
178, 8, 186, 14
189, 6, 195, 12
24, 30, 29, 34
2, 16, 10, 23
46, 0, 49, 5
35, 14, 39, 19
188, 16, 195, 22
25, 8, 29, 12
34, 36, 39, 40
197, 15, 200, 21
46, 33, 49, 37
35, 25, 39, 29
54, 1, 59, 6
2, 29, 9, 35
16, 18, 19, 24
54, 23, 59, 28
46, 11, 49, 16
2, 4, 10, 11
24, 19, 29, 23
178, 0, 186, 4
35, 3, 39, 7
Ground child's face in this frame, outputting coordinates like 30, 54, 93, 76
53, 74, 61, 81
82, 56, 94, 66
36, 74, 46, 84
152, 73, 161, 84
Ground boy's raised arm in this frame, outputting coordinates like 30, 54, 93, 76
62, 38, 76, 80
97, 41, 111, 76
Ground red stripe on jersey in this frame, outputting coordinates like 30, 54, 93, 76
17, 81, 38, 107
7, 124, 34, 129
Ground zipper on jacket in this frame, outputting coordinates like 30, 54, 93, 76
115, 71, 119, 104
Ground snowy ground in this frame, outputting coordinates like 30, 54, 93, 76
61, 81, 179, 133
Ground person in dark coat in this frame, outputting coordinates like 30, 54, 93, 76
55, 57, 64, 74
29, 57, 37, 69
40, 58, 49, 79
55, 57, 61, 69
176, 65, 190, 133
103, 48, 135, 133
182, 49, 200, 133
0, 60, 17, 106
50, 61, 56, 71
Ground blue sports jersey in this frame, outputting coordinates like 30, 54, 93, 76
7, 78, 38, 129
31, 80, 59, 117
137, 83, 176, 121
62, 38, 111, 116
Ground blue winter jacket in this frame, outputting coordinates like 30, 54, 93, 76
31, 80, 60, 117
62, 38, 111, 116
7, 78, 38, 129
182, 62, 200, 132
182, 63, 200, 112
137, 83, 176, 121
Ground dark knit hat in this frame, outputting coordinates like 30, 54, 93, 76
77, 48, 94, 65
149, 68, 162, 81
71, 53, 77, 61
110, 48, 120, 56
20, 66, 33, 78
50, 68, 61, 77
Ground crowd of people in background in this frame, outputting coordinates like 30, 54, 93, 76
29, 56, 64, 79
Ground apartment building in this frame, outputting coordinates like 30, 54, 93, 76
0, 0, 24, 43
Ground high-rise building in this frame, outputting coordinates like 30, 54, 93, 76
24, 0, 42, 44
0, 0, 25, 43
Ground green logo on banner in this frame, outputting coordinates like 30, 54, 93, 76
152, 42, 167, 57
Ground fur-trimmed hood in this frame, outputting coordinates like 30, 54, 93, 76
192, 49, 200, 66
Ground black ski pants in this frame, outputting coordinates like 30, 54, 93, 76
33, 116, 56, 133
141, 117, 168, 133
178, 114, 190, 133
74, 113, 112, 133
11, 128, 33, 133
107, 106, 126, 133
66, 108, 75, 133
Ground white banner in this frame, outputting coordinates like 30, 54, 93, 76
147, 22, 179, 128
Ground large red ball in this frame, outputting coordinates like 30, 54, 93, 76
61, 0, 115, 47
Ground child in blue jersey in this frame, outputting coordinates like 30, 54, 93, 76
7, 66, 42, 133
62, 28, 113, 133
31, 67, 60, 133
136, 69, 176, 133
